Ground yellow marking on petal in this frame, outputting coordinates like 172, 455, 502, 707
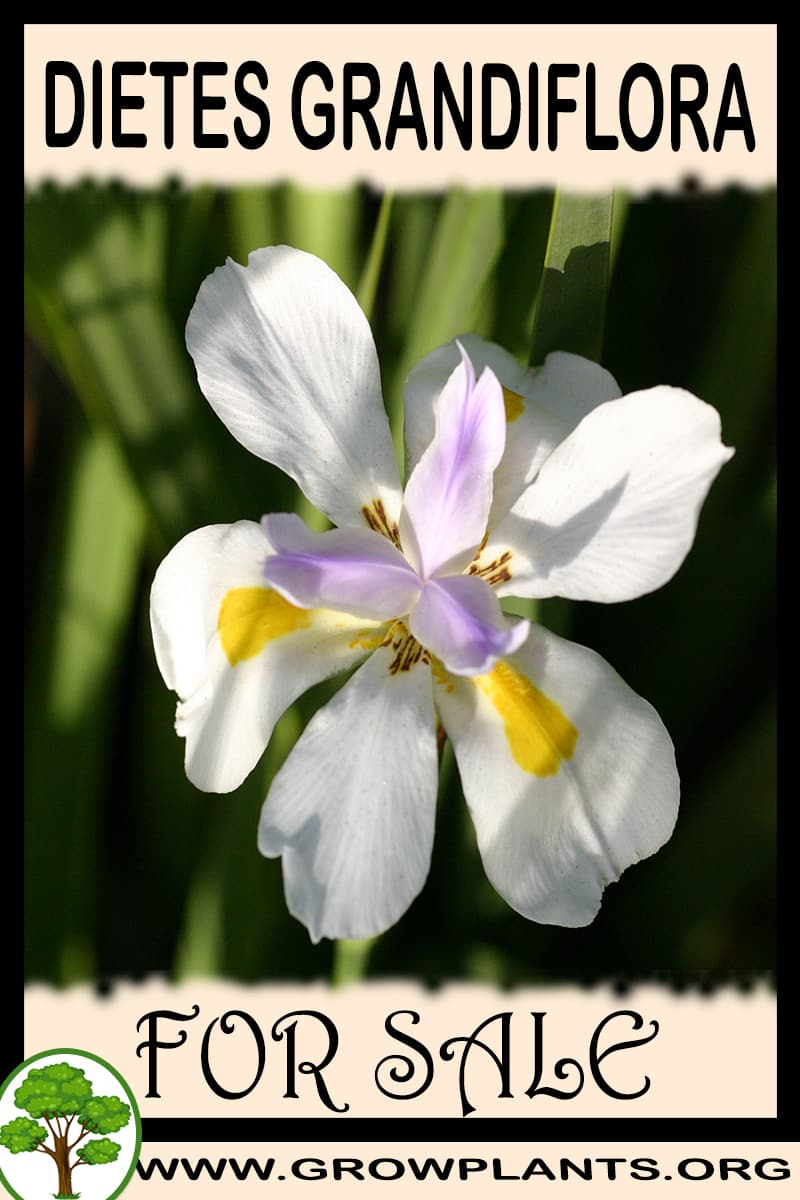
348, 630, 386, 652
502, 387, 525, 423
218, 587, 312, 666
430, 657, 455, 694
475, 660, 578, 776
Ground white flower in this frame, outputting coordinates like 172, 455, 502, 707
150, 246, 733, 943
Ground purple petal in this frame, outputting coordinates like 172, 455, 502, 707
399, 346, 507, 580
262, 513, 421, 620
409, 574, 529, 676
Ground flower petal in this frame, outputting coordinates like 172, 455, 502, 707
487, 386, 735, 602
409, 574, 529, 676
186, 246, 403, 529
400, 347, 506, 578
434, 624, 679, 926
403, 334, 621, 527
262, 512, 421, 620
150, 521, 383, 793
258, 644, 438, 942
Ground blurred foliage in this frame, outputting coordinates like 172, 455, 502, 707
24, 183, 775, 988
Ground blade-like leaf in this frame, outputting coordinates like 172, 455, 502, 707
24, 190, 240, 548
357, 192, 394, 322
226, 186, 281, 266
25, 416, 145, 982
526, 191, 616, 635
387, 189, 504, 461
282, 184, 362, 290
530, 191, 614, 365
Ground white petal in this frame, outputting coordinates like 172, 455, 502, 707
489, 386, 734, 602
526, 350, 623, 429
150, 521, 382, 793
258, 642, 438, 942
434, 624, 679, 926
186, 246, 402, 529
403, 335, 621, 525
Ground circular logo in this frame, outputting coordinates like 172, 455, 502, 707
0, 1049, 141, 1200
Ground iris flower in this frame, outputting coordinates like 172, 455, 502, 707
150, 246, 733, 943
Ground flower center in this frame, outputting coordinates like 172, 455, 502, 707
380, 620, 431, 675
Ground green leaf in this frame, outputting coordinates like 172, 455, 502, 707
13, 1064, 93, 1118
226, 186, 281, 266
0, 1116, 48, 1153
387, 189, 504, 463
281, 184, 362, 290
529, 190, 614, 365
77, 1137, 122, 1165
691, 189, 776, 489
24, 188, 238, 548
356, 193, 394, 322
79, 1095, 131, 1135
173, 705, 325, 982
25, 417, 145, 983
395, 189, 504, 366
524, 191, 615, 636
489, 191, 553, 361
383, 195, 439, 347
268, 184, 364, 532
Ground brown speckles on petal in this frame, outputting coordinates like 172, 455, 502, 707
467, 548, 513, 587
380, 620, 431, 675
362, 498, 401, 549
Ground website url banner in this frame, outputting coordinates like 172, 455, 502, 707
131, 1143, 795, 1195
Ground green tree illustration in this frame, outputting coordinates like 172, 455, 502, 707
0, 1062, 131, 1197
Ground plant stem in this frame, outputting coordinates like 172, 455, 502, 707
332, 937, 377, 987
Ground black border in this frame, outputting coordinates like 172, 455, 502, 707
140, 1118, 787, 1141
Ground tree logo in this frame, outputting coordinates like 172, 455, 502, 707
0, 1049, 141, 1200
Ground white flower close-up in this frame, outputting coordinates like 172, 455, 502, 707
150, 245, 733, 944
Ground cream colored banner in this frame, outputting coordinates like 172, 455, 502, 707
24, 24, 776, 191
25, 980, 775, 1120
131, 1143, 796, 1197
